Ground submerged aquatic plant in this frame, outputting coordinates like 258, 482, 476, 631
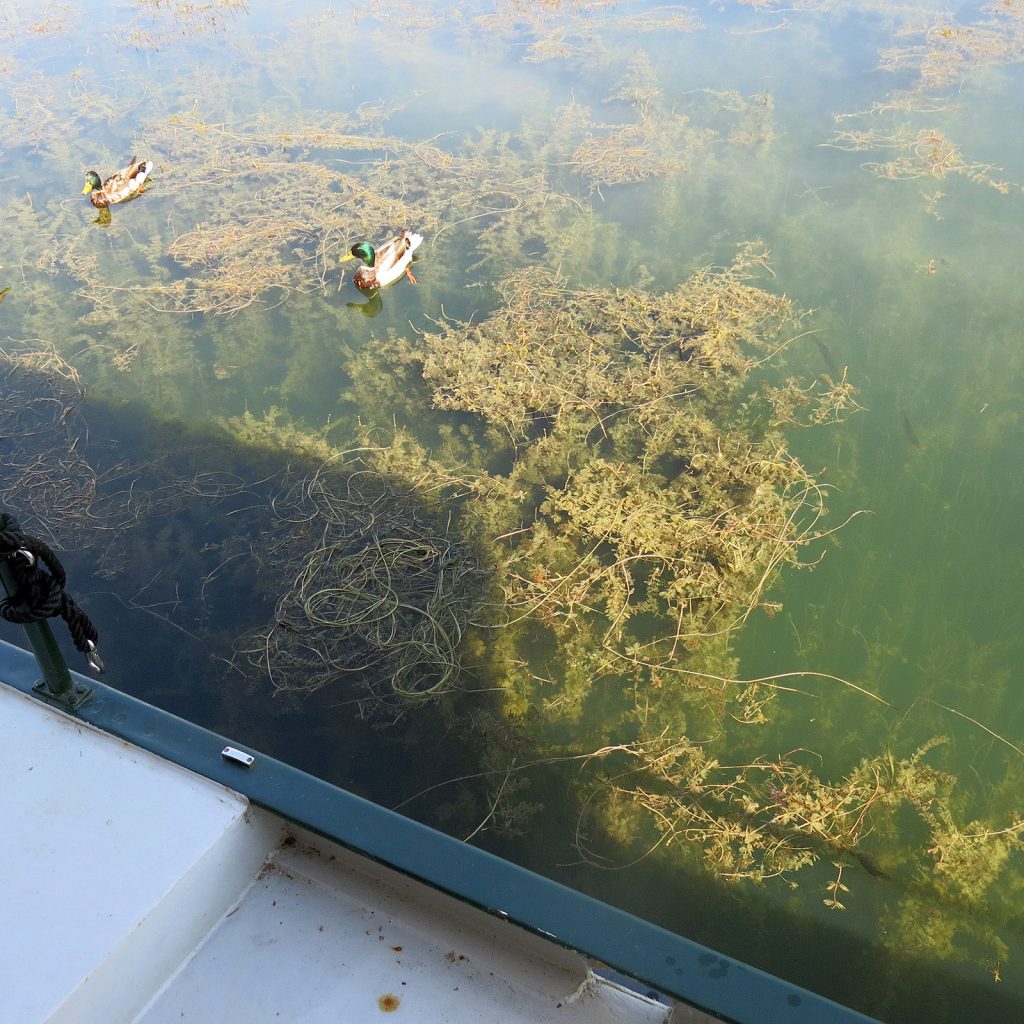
362, 244, 1024, 929
0, 349, 95, 545
419, 245, 842, 718
237, 454, 489, 708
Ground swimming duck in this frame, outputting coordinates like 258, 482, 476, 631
81, 158, 153, 208
340, 230, 422, 289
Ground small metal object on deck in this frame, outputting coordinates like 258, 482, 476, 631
221, 747, 255, 768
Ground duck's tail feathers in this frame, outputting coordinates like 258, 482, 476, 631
132, 158, 153, 184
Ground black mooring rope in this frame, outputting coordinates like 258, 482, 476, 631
0, 514, 103, 671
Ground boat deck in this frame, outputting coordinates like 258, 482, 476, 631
137, 838, 674, 1024
0, 682, 690, 1023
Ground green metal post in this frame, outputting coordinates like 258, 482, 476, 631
0, 515, 91, 709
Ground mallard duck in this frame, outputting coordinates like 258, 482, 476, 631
82, 157, 153, 208
340, 230, 422, 289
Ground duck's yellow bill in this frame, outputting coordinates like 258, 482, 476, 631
82, 182, 94, 195
339, 252, 355, 263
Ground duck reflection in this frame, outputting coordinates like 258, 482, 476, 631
346, 292, 384, 318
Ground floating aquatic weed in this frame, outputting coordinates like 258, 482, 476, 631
0, 3, 77, 44
237, 455, 489, 707
119, 0, 251, 50
43, 103, 586, 328
827, 125, 1012, 194
764, 367, 865, 429
0, 345, 281, 574
563, 77, 772, 191
824, 1, 1024, 207
414, 247, 847, 730
374, 245, 1024, 908
0, 349, 96, 545
876, 5, 1024, 94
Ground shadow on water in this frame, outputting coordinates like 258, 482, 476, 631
0, 378, 499, 816
1, 366, 1021, 1023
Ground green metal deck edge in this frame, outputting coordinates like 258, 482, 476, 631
0, 639, 878, 1024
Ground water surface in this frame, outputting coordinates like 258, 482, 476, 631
3, 2, 1024, 1019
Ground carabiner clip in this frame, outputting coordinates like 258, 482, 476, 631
84, 639, 105, 674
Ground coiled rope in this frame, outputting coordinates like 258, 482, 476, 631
0, 514, 103, 672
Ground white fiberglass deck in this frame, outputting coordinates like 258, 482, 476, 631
0, 683, 696, 1024
0, 683, 276, 1024
136, 839, 672, 1024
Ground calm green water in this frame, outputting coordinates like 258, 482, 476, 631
4, 1, 1024, 1019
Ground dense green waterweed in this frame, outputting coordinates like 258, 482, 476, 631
5, 1, 1024, 1017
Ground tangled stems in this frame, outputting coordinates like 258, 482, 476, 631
239, 458, 488, 705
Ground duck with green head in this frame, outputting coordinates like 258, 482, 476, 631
341, 230, 422, 290
82, 157, 153, 208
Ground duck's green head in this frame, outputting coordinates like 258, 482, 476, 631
341, 242, 375, 267
82, 171, 102, 195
